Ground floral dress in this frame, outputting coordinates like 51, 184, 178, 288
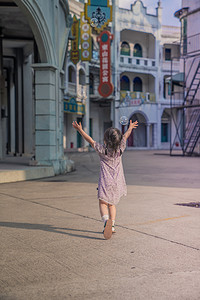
94, 137, 127, 205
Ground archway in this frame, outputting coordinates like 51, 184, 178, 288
79, 68, 86, 85
161, 110, 170, 143
68, 65, 76, 83
0, 1, 71, 173
120, 41, 130, 56
133, 77, 142, 92
120, 75, 130, 91
128, 112, 148, 147
133, 43, 143, 57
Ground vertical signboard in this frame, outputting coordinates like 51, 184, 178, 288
70, 15, 80, 65
80, 12, 92, 61
97, 30, 114, 98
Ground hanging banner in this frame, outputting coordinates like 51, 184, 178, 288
80, 12, 92, 61
85, 0, 112, 33
70, 15, 80, 65
97, 30, 114, 98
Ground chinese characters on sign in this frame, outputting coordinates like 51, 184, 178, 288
64, 98, 85, 115
80, 12, 92, 61
97, 31, 114, 98
70, 15, 80, 65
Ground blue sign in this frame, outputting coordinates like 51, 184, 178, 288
85, 0, 112, 33
64, 98, 85, 115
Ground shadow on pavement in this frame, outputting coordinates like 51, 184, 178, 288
0, 222, 104, 241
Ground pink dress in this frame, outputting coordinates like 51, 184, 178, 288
94, 137, 127, 205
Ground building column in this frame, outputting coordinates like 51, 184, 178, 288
146, 123, 150, 148
32, 63, 69, 174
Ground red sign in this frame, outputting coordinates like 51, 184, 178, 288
130, 99, 142, 106
97, 31, 114, 98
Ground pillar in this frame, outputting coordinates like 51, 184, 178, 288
32, 63, 67, 173
147, 123, 150, 148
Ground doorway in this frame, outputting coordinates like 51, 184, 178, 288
128, 112, 147, 147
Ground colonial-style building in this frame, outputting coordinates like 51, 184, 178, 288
64, 0, 181, 150
0, 0, 72, 173
114, 0, 181, 149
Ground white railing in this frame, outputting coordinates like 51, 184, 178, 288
68, 82, 76, 95
120, 55, 156, 68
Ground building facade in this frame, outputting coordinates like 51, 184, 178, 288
64, 0, 113, 149
64, 0, 181, 150
114, 0, 181, 149
172, 0, 200, 155
0, 0, 73, 173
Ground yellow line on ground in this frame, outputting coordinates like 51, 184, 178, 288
132, 215, 190, 226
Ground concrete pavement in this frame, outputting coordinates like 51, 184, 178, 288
0, 150, 200, 299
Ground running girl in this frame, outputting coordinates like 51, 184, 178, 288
72, 120, 138, 239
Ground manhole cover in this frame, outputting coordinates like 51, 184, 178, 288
176, 202, 200, 208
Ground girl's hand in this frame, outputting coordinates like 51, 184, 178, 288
129, 120, 138, 129
72, 121, 82, 131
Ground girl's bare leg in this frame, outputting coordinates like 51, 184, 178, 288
108, 204, 116, 221
99, 200, 109, 217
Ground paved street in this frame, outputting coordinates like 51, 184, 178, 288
0, 150, 200, 300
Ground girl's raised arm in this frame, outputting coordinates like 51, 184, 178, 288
123, 120, 138, 142
72, 121, 95, 148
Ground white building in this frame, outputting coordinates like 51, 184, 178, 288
63, 0, 181, 151
113, 0, 181, 149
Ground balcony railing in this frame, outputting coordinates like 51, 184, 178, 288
120, 55, 156, 68
120, 91, 156, 107
68, 82, 76, 95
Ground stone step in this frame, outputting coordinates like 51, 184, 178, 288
0, 166, 55, 184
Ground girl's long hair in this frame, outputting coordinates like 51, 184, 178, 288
104, 127, 123, 154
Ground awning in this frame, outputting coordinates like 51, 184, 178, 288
165, 72, 184, 86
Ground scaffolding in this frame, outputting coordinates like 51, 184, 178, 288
170, 33, 200, 156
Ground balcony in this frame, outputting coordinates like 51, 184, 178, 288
68, 82, 76, 96
120, 91, 156, 107
120, 55, 156, 70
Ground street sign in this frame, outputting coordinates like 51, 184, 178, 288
97, 30, 114, 98
80, 12, 92, 61
70, 15, 80, 65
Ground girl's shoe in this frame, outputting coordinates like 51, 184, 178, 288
112, 226, 116, 233
103, 219, 112, 240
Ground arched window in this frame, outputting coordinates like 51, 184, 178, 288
68, 66, 76, 83
133, 77, 142, 92
89, 73, 94, 94
133, 43, 142, 57
79, 69, 85, 85
120, 42, 130, 56
120, 75, 130, 91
